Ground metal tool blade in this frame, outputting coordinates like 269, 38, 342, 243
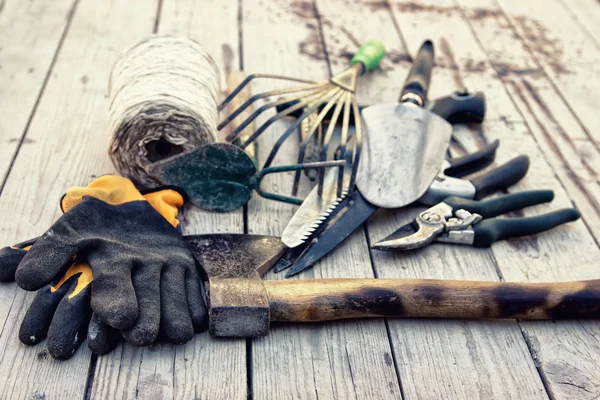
285, 190, 377, 277
282, 166, 350, 248
356, 104, 453, 209
371, 218, 441, 251
372, 220, 419, 249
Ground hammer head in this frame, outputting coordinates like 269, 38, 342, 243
185, 234, 287, 337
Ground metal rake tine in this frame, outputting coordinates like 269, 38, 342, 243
291, 89, 345, 195
223, 84, 327, 141
218, 73, 319, 111
336, 93, 353, 197
348, 98, 363, 190
317, 91, 348, 196
232, 85, 332, 147
233, 85, 328, 149
261, 92, 340, 170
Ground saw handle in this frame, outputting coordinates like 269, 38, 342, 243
472, 208, 581, 247
427, 91, 486, 123
400, 40, 434, 106
267, 278, 600, 322
471, 155, 530, 199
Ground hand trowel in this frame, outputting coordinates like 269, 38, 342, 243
355, 39, 453, 208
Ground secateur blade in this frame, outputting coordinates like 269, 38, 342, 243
149, 142, 344, 212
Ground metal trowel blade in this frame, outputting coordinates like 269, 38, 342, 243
356, 104, 453, 209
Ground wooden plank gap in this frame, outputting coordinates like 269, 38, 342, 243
556, 0, 600, 50
384, 0, 412, 64
246, 338, 253, 400
0, 0, 80, 194
153, 0, 163, 33
516, 322, 556, 399
83, 353, 99, 400
312, 0, 333, 77
383, 319, 406, 400
238, 0, 244, 70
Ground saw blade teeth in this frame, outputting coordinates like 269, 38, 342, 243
295, 193, 350, 242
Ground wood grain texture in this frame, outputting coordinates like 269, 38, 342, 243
316, 0, 547, 398
556, 0, 600, 45
453, 0, 600, 247
242, 1, 401, 398
0, 0, 158, 398
388, 1, 600, 398
0, 0, 76, 181
495, 0, 600, 146
91, 1, 248, 399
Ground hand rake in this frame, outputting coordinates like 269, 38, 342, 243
217, 41, 385, 198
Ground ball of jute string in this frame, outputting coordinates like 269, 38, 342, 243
108, 34, 220, 188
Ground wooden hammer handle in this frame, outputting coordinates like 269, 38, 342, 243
266, 278, 600, 322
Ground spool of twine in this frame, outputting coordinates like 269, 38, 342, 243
108, 34, 220, 188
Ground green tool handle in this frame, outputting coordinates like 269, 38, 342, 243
471, 156, 530, 200
400, 40, 434, 105
350, 41, 386, 74
472, 208, 581, 247
444, 190, 554, 219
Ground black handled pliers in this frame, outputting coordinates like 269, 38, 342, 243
372, 189, 581, 251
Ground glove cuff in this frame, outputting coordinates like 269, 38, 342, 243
61, 175, 145, 213
60, 175, 185, 228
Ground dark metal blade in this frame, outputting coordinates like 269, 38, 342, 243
184, 234, 287, 279
371, 220, 426, 251
375, 220, 419, 243
285, 190, 377, 277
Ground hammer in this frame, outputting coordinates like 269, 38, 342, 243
186, 234, 600, 337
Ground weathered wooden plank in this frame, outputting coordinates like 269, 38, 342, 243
243, 1, 401, 398
450, 2, 600, 398
495, 0, 600, 146
0, 0, 159, 398
0, 0, 76, 181
556, 0, 600, 45
310, 1, 548, 398
91, 1, 248, 399
452, 0, 600, 246
386, 1, 600, 399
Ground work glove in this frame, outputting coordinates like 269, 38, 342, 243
1, 238, 116, 359
2, 176, 207, 358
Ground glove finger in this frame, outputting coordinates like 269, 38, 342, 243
88, 312, 121, 355
15, 234, 77, 291
160, 261, 194, 344
18, 278, 74, 345
89, 254, 137, 330
0, 238, 37, 282
46, 281, 92, 360
185, 266, 208, 333
121, 262, 161, 346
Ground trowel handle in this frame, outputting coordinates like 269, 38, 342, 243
400, 40, 434, 106
267, 278, 600, 322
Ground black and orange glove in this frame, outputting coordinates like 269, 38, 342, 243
2, 176, 207, 359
